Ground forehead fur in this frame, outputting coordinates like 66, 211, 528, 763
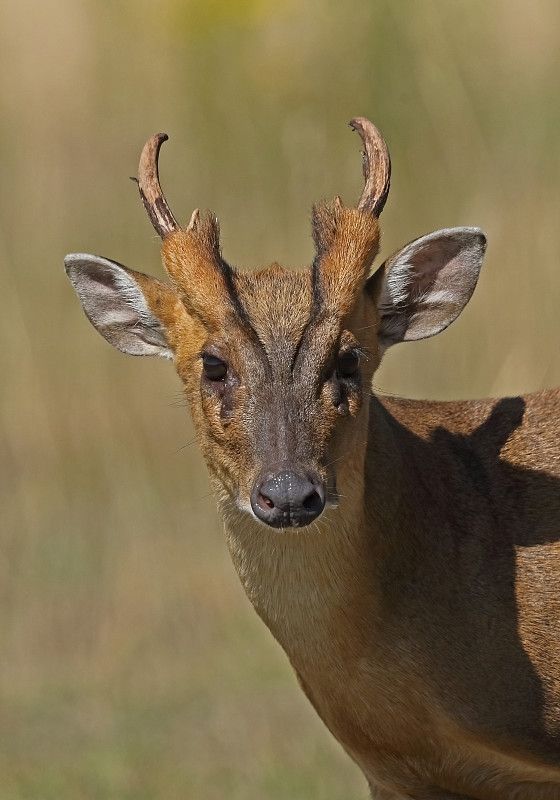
233, 263, 313, 357
159, 201, 380, 353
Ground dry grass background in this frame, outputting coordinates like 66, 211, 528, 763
1, 1, 560, 797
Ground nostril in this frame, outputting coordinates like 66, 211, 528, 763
260, 493, 275, 510
302, 490, 323, 513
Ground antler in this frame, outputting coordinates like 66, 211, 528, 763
349, 117, 391, 217
137, 133, 181, 239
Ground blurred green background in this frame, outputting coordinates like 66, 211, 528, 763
1, 1, 560, 797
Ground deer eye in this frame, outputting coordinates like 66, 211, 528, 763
202, 354, 228, 381
337, 351, 360, 378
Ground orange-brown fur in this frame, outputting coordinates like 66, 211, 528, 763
67, 128, 560, 799
143, 220, 560, 798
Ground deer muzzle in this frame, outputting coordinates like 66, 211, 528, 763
250, 469, 326, 528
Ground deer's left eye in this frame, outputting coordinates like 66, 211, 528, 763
337, 351, 360, 378
202, 354, 228, 381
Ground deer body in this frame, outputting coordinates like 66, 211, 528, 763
222, 389, 560, 799
66, 120, 560, 798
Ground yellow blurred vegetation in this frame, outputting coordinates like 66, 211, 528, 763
1, 0, 560, 797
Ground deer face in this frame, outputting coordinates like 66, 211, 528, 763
151, 201, 382, 529
65, 120, 486, 530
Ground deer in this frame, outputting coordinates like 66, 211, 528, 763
65, 118, 560, 799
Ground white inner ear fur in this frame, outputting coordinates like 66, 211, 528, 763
376, 227, 486, 347
65, 254, 173, 359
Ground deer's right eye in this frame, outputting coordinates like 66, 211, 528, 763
202, 354, 228, 381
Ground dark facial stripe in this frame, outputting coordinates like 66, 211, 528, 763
219, 259, 273, 380
219, 258, 251, 328
291, 249, 340, 376
311, 253, 324, 319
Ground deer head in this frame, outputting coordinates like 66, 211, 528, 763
65, 119, 486, 530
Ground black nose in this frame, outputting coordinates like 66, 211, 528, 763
251, 470, 326, 528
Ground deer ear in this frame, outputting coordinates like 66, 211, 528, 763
366, 227, 486, 347
65, 254, 178, 358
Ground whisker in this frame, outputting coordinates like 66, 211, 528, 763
316, 513, 330, 532
323, 439, 368, 469
165, 391, 189, 407
173, 435, 200, 453
355, 323, 380, 332
369, 387, 411, 400
194, 491, 215, 502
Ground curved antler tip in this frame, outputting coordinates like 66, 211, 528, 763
141, 133, 169, 158
137, 132, 179, 238
349, 117, 384, 139
348, 117, 391, 217
140, 133, 169, 159
349, 116, 366, 130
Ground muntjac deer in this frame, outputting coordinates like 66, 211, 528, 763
65, 119, 560, 799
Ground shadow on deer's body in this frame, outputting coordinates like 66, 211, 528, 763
65, 119, 560, 799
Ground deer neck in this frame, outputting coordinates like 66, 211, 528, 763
217, 396, 404, 671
